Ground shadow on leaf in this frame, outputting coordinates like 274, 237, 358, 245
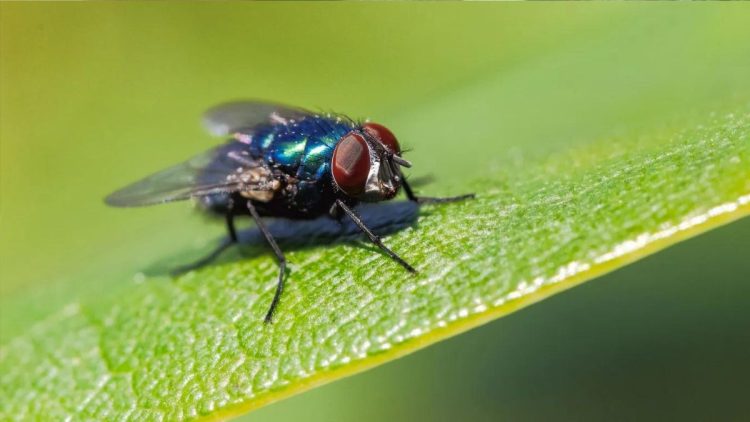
144, 200, 423, 276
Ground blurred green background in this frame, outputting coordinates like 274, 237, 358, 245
1, 3, 749, 420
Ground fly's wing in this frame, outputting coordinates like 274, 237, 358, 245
108, 101, 311, 207
202, 100, 313, 137
105, 143, 274, 207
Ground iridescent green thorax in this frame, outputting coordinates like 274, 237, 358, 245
248, 115, 357, 213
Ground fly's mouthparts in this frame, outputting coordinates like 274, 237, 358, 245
392, 155, 412, 168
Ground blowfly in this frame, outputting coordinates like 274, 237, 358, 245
106, 101, 473, 322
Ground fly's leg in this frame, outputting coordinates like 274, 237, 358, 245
247, 201, 287, 324
329, 202, 346, 231
401, 178, 474, 204
172, 207, 239, 276
335, 199, 416, 273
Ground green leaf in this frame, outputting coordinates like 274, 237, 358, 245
2, 4, 750, 421
2, 111, 749, 419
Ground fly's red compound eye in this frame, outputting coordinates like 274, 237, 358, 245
363, 122, 400, 154
332, 132, 371, 196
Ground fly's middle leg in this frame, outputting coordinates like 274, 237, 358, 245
247, 201, 287, 324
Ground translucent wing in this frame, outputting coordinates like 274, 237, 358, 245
105, 143, 274, 207
202, 100, 313, 137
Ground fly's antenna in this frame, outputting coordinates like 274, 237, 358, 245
357, 124, 410, 167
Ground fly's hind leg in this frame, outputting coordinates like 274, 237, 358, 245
401, 178, 474, 204
246, 201, 287, 324
171, 199, 239, 276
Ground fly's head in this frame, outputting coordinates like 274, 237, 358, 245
331, 123, 411, 202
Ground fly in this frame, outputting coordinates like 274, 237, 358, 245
106, 100, 473, 323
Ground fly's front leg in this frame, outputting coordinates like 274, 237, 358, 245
401, 178, 474, 204
172, 198, 239, 275
329, 202, 347, 231
335, 199, 416, 273
246, 201, 287, 324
